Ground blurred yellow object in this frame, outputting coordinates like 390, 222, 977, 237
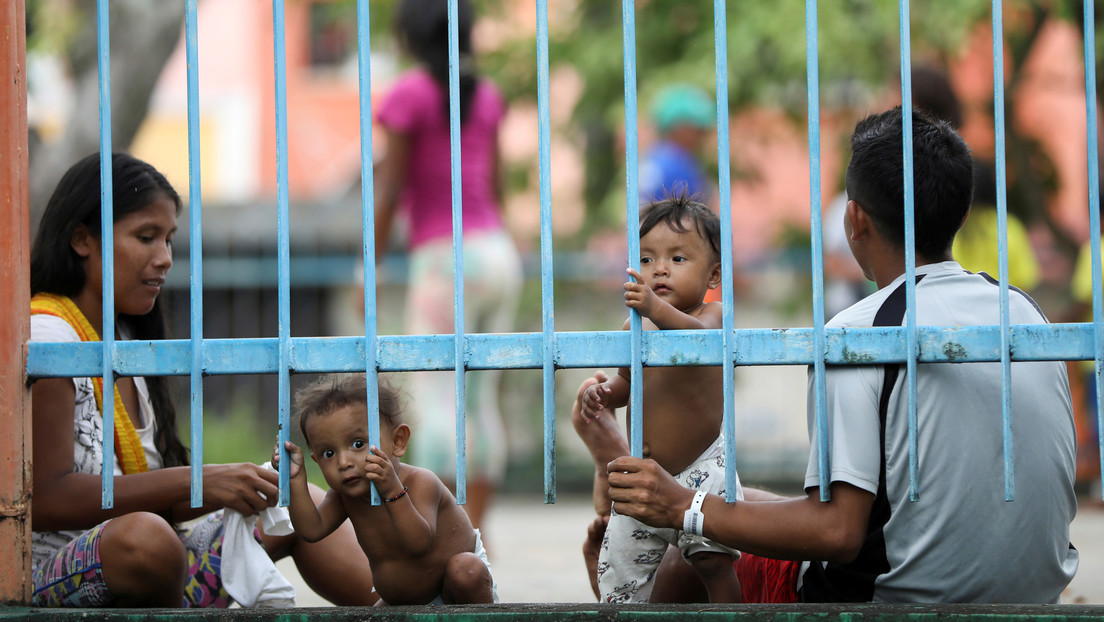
952, 206, 1039, 291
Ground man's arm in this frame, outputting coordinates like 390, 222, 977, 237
607, 456, 873, 562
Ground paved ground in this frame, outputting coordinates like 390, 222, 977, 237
277, 494, 1104, 606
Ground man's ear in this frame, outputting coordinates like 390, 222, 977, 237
845, 199, 870, 242
707, 261, 722, 290
390, 423, 411, 458
70, 224, 96, 259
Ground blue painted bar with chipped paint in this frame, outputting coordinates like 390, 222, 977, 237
96, 0, 116, 507
622, 0, 644, 459
899, 0, 921, 502
1084, 0, 1104, 499
806, 0, 830, 503
536, 0, 557, 503
272, 0, 292, 506
31, 0, 1104, 513
446, 0, 467, 504
32, 325, 1104, 378
993, 0, 1016, 501
714, 0, 739, 502
356, 0, 382, 506
185, 0, 204, 507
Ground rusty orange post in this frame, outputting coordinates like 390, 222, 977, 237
0, 0, 31, 605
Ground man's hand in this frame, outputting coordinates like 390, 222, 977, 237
607, 456, 694, 530
624, 268, 660, 319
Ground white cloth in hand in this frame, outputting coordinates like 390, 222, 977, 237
220, 462, 295, 608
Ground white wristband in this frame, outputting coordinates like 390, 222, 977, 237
682, 489, 707, 537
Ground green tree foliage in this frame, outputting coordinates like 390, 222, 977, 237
479, 0, 996, 238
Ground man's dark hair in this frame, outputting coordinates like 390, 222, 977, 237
845, 106, 973, 259
296, 374, 404, 448
639, 191, 721, 259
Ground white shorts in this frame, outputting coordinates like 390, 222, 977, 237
597, 435, 743, 603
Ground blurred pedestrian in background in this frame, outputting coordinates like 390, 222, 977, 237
373, 0, 522, 534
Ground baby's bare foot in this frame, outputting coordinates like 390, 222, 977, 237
571, 372, 629, 467
572, 371, 629, 515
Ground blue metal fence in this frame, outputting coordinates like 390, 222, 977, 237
24, 0, 1104, 511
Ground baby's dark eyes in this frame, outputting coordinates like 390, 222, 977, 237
640, 257, 653, 264
322, 449, 334, 459
353, 439, 366, 449
673, 256, 686, 263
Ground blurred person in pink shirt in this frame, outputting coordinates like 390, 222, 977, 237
373, 0, 522, 535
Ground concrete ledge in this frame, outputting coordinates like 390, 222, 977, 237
3, 604, 1104, 621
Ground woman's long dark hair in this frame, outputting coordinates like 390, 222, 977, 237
31, 152, 189, 469
395, 0, 477, 123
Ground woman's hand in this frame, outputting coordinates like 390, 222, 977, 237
201, 463, 280, 516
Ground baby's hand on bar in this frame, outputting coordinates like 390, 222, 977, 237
365, 446, 403, 500
272, 439, 304, 481
624, 268, 658, 318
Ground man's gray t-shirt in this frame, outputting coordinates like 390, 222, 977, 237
802, 261, 1078, 603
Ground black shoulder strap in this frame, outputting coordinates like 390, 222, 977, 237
800, 274, 923, 603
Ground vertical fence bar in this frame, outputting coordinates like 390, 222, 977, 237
536, 0, 557, 502
0, 0, 31, 602
356, 0, 382, 506
446, 0, 468, 503
1083, 0, 1104, 499
622, 0, 644, 458
806, 0, 831, 502
185, 0, 205, 508
97, 0, 117, 508
898, 0, 921, 502
992, 0, 1015, 501
272, 0, 292, 506
713, 0, 738, 502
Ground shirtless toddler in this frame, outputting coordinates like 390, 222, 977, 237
579, 195, 742, 603
274, 375, 497, 605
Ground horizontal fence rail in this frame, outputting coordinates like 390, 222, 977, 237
13, 0, 1104, 592
27, 324, 1104, 377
